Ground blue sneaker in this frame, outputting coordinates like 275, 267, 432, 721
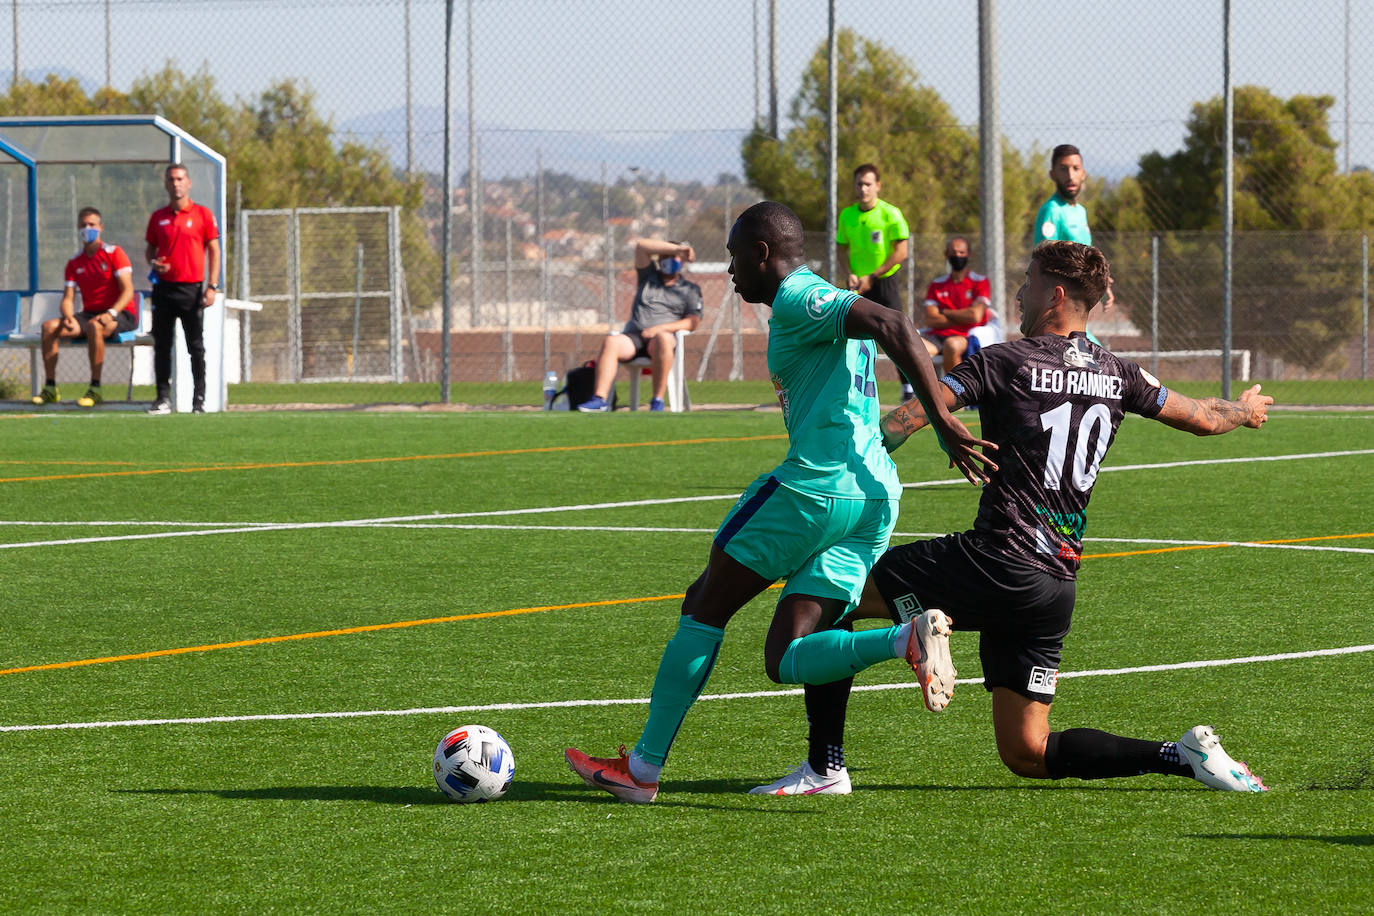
649, 397, 665, 412
577, 395, 610, 413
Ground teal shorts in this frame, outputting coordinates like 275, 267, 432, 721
714, 473, 898, 608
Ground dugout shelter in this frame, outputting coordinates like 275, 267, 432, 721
0, 115, 229, 412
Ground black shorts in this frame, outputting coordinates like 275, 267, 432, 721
870, 531, 1075, 703
865, 270, 905, 311
619, 330, 678, 362
74, 310, 138, 338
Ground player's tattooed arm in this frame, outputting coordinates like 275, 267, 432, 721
1154, 384, 1273, 436
881, 386, 963, 452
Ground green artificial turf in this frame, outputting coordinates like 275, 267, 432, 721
0, 408, 1370, 913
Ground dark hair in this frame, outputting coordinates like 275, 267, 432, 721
77, 206, 102, 223
164, 163, 188, 178
1031, 240, 1109, 305
1050, 144, 1081, 167
853, 163, 880, 181
735, 201, 804, 259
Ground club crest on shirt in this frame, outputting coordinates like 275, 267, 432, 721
807, 288, 837, 321
1062, 337, 1098, 369
870, 230, 882, 244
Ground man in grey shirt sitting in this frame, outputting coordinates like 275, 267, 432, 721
578, 238, 703, 412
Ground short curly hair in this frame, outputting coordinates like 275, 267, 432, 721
1031, 240, 1110, 306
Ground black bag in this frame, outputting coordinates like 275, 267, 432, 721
559, 361, 616, 411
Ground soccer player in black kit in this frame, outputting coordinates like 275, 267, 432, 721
751, 240, 1272, 796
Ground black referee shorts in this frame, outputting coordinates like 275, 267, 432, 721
870, 531, 1075, 703
865, 270, 905, 312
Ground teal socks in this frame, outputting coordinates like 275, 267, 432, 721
777, 625, 901, 685
633, 616, 725, 767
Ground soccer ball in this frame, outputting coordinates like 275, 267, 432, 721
432, 724, 515, 803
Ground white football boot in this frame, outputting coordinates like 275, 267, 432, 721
906, 609, 956, 712
749, 761, 852, 796
1177, 725, 1268, 792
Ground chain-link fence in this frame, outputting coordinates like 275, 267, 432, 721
240, 207, 403, 383
0, 0, 1369, 406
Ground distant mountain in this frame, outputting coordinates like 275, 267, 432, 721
338, 106, 748, 183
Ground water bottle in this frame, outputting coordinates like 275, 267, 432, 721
542, 370, 559, 410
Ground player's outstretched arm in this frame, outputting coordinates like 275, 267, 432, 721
844, 297, 996, 482
1153, 384, 1273, 436
879, 385, 960, 452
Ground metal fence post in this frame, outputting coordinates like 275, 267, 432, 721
1151, 234, 1160, 377
1363, 234, 1369, 379
350, 242, 363, 379
389, 206, 403, 383
289, 209, 302, 382
502, 211, 513, 382
240, 205, 251, 382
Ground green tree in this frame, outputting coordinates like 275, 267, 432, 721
1094, 86, 1369, 372
741, 30, 1039, 252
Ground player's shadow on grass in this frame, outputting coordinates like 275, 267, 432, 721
1188, 833, 1374, 847
118, 779, 829, 811
119, 786, 451, 805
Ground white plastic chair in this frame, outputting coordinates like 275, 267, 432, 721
627, 329, 690, 412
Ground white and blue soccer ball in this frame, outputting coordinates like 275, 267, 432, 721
432, 724, 515, 803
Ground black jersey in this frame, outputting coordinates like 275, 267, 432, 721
941, 332, 1167, 580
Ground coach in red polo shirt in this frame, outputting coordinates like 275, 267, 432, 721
921, 235, 990, 371
144, 163, 221, 414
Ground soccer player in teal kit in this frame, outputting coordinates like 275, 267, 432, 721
565, 201, 994, 802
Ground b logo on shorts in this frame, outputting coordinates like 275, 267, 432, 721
1027, 666, 1059, 695
893, 593, 921, 623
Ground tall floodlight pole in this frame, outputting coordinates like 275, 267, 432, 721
768, 0, 779, 139
1344, 0, 1351, 173
752, 0, 761, 127
468, 0, 480, 332
441, 0, 455, 402
978, 0, 1005, 328
1222, 0, 1234, 399
825, 1, 837, 284
405, 0, 414, 175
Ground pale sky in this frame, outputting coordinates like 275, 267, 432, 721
6, 0, 1370, 180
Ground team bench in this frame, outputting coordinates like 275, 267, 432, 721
0, 289, 153, 401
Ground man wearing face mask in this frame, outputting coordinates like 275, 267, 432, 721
32, 207, 137, 407
578, 238, 702, 412
920, 236, 990, 371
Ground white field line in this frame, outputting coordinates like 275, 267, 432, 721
3, 643, 1370, 734
2, 447, 1370, 552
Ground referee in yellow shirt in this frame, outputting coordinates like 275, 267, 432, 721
837, 163, 913, 399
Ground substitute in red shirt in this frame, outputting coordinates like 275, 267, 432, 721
66, 241, 136, 319
31, 207, 138, 406
921, 236, 990, 370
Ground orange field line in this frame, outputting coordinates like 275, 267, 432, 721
6, 534, 1369, 678
0, 434, 788, 484
0, 591, 699, 676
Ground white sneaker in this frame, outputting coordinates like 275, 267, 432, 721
906, 609, 956, 712
748, 761, 851, 796
146, 398, 172, 416
1177, 725, 1268, 792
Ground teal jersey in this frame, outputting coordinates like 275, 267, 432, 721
766, 266, 900, 501
1034, 193, 1092, 245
